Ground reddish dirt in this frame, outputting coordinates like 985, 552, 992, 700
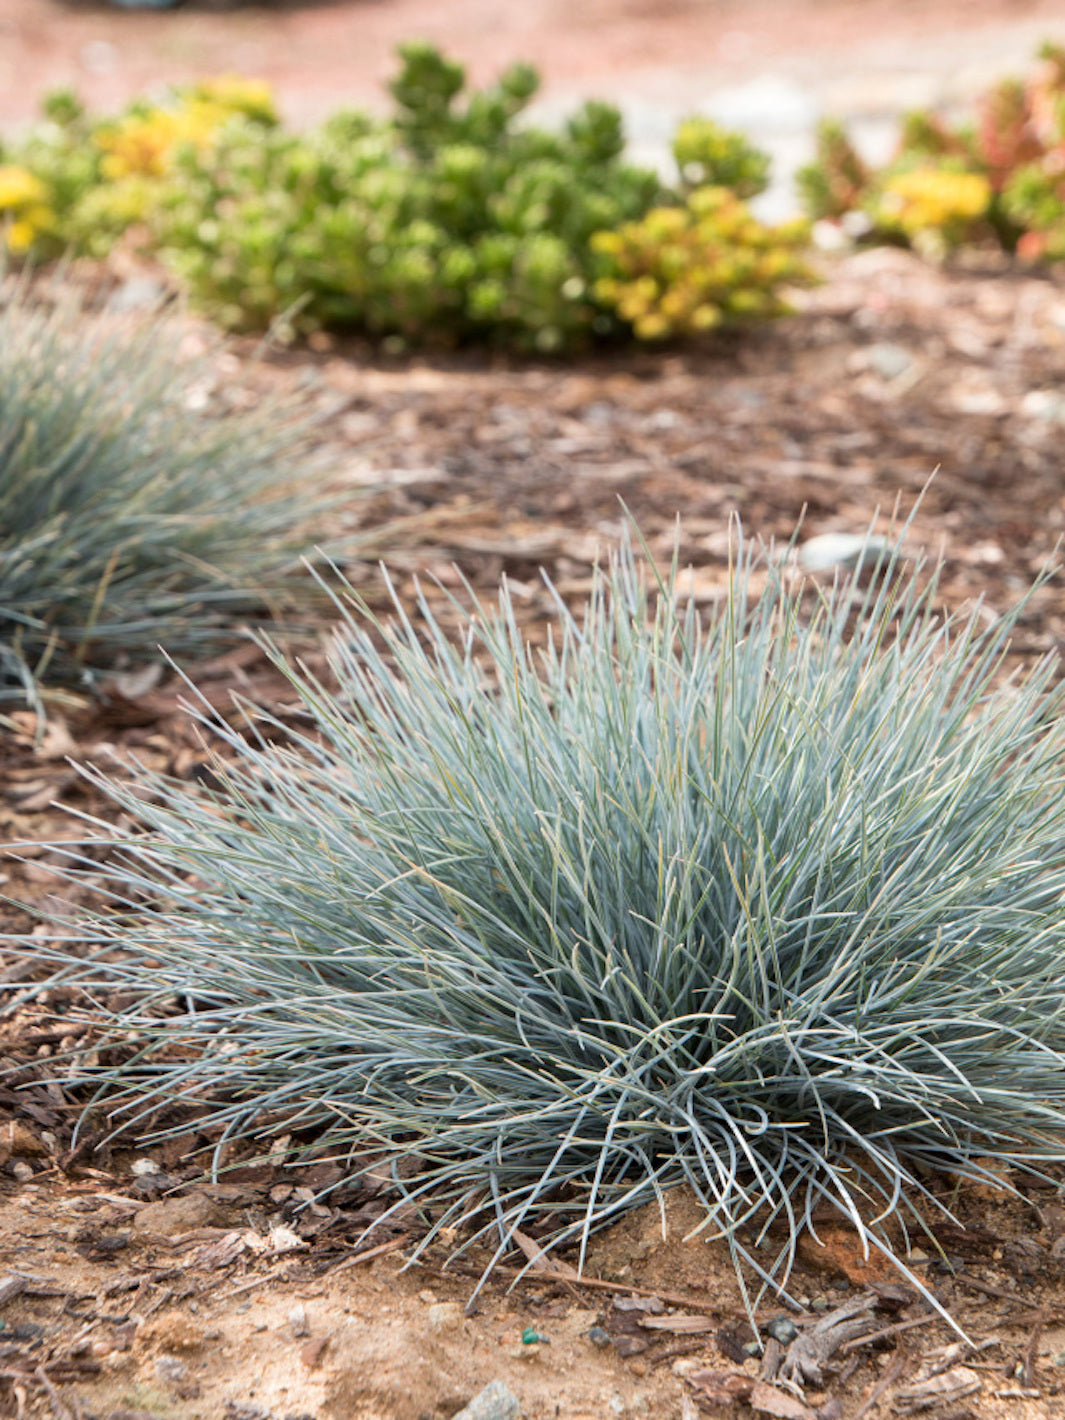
1, 0, 1063, 127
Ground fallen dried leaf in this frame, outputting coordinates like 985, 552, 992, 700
511, 1228, 580, 1278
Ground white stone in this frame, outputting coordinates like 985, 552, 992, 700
799, 533, 894, 574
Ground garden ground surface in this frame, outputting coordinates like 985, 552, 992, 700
6, 2, 1065, 1418
4, 247, 1065, 1420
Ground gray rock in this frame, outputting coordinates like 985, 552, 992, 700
153, 1355, 187, 1384
426, 1300, 465, 1333
132, 1191, 222, 1238
452, 1380, 522, 1420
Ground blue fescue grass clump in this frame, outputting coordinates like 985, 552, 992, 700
36, 532, 1065, 1309
0, 278, 329, 708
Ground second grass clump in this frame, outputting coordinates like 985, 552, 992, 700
54, 533, 1065, 1308
0, 280, 327, 706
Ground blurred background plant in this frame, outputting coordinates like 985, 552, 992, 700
0, 276, 333, 713
0, 80, 278, 263
799, 40, 1065, 259
0, 45, 808, 351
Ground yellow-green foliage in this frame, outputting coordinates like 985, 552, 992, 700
1, 47, 802, 350
31, 78, 278, 259
671, 117, 770, 199
798, 41, 1065, 260
592, 187, 812, 341
795, 119, 869, 222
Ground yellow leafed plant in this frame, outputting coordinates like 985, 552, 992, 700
592, 186, 813, 341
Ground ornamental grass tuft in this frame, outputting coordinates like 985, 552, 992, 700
37, 532, 1065, 1311
0, 278, 328, 707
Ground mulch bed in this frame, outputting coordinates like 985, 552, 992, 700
3, 244, 1065, 1418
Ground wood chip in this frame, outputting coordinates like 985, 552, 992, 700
894, 1365, 982, 1413
639, 1314, 715, 1333
0, 1275, 28, 1307
779, 1294, 878, 1387
686, 1369, 755, 1406
750, 1381, 819, 1420
300, 1335, 330, 1369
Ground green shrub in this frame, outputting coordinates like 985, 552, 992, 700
2, 47, 797, 351
672, 116, 771, 199
796, 119, 870, 222
592, 187, 812, 340
36, 532, 1065, 1314
149, 45, 664, 350
0, 80, 279, 263
798, 40, 1065, 259
0, 280, 327, 707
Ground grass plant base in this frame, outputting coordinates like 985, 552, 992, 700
0, 274, 330, 708
21, 528, 1065, 1320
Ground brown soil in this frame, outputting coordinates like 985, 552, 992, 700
4, 246, 1065, 1420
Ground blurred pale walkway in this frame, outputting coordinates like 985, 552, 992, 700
2, 0, 1064, 215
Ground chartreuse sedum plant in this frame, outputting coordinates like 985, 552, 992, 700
0, 279, 325, 707
38, 531, 1065, 1317
592, 188, 812, 340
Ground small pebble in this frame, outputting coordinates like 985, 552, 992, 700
671, 1357, 702, 1377
507, 1343, 542, 1361
451, 1379, 522, 1420
865, 341, 912, 381
588, 1326, 612, 1349
1021, 389, 1065, 424
154, 1354, 186, 1384
812, 220, 850, 253
766, 1316, 798, 1345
